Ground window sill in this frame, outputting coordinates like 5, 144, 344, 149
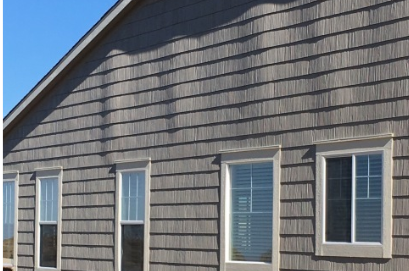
35, 267, 59, 271
225, 261, 273, 271
316, 243, 391, 258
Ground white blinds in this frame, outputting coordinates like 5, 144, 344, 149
40, 178, 58, 222
121, 172, 145, 221
230, 162, 273, 262
355, 154, 382, 242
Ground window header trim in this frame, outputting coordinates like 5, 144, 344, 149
314, 133, 393, 145
220, 145, 281, 164
220, 145, 281, 154
115, 158, 151, 172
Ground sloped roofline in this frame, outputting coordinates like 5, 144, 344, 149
3, 0, 141, 135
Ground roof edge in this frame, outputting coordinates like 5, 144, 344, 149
3, 0, 139, 135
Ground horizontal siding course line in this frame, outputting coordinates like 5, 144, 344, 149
150, 249, 218, 265
151, 204, 219, 219
101, 0, 320, 49
6, 130, 408, 177
150, 234, 218, 249
88, 18, 407, 85
9, 76, 407, 142
7, 83, 409, 150
47, 34, 409, 115
151, 187, 219, 204
61, 258, 114, 271
40, 32, 409, 113
76, 22, 409, 88
5, 159, 406, 188
96, 0, 403, 62
62, 206, 114, 220
5, 99, 409, 164
4, 142, 409, 181
62, 246, 114, 260
23, 65, 409, 127
150, 219, 218, 234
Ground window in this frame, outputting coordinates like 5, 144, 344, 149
315, 135, 393, 258
115, 159, 151, 271
3, 171, 18, 268
35, 167, 62, 270
220, 146, 280, 271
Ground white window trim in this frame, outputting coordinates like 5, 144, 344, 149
315, 134, 393, 258
34, 167, 63, 271
115, 158, 151, 271
220, 146, 281, 271
3, 171, 19, 268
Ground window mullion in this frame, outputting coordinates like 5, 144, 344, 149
128, 175, 131, 221
367, 155, 370, 199
136, 174, 139, 220
351, 155, 356, 243
250, 164, 253, 213
51, 181, 54, 222
5, 184, 8, 224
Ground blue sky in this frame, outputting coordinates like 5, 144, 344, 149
3, 0, 118, 117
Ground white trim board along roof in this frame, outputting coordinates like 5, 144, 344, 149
3, 0, 141, 135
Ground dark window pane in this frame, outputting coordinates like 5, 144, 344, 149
325, 157, 352, 242
40, 225, 57, 268
356, 156, 368, 176
122, 225, 144, 271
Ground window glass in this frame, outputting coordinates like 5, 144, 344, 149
121, 225, 144, 271
120, 171, 146, 271
39, 177, 58, 268
355, 154, 382, 242
230, 163, 273, 262
3, 181, 15, 260
121, 172, 145, 221
325, 157, 352, 242
40, 178, 58, 222
40, 225, 57, 268
324, 154, 383, 243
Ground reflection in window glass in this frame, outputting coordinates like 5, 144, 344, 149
230, 162, 273, 262
325, 154, 383, 243
120, 171, 145, 271
122, 225, 144, 271
121, 172, 145, 221
39, 178, 58, 268
325, 157, 352, 242
40, 225, 57, 268
3, 181, 15, 260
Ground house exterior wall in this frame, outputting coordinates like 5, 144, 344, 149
3, 0, 409, 270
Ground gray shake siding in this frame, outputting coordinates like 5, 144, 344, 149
3, 0, 409, 270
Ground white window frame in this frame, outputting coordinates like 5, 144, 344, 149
34, 167, 63, 271
115, 158, 151, 271
3, 171, 19, 268
315, 134, 393, 258
220, 146, 281, 271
